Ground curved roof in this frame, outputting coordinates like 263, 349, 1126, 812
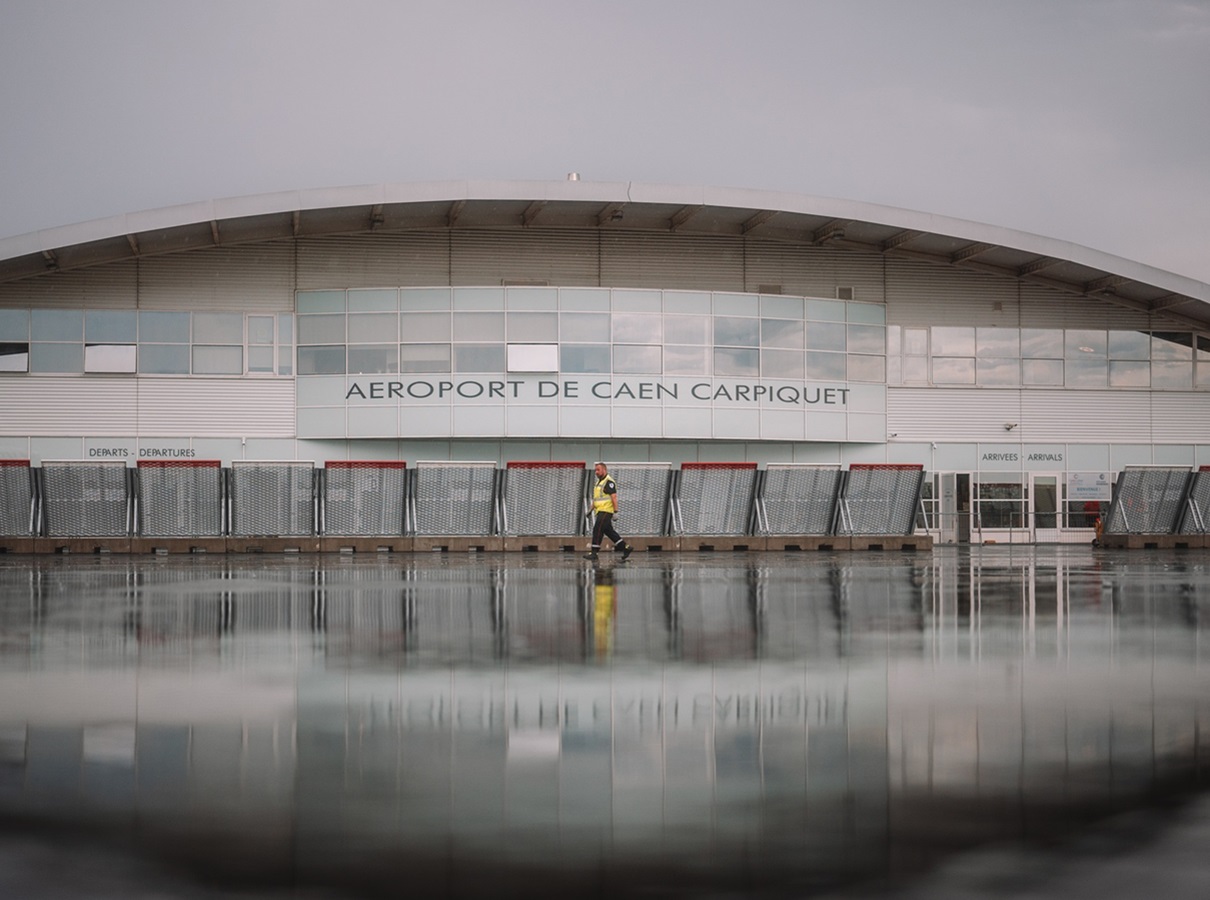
3, 179, 1209, 329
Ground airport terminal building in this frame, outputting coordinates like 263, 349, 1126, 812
2, 178, 1209, 546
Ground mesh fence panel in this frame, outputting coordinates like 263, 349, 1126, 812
230, 462, 315, 537
602, 463, 673, 536
503, 462, 585, 535
414, 461, 497, 535
1104, 466, 1191, 534
42, 461, 130, 537
137, 461, 223, 537
323, 462, 406, 535
1179, 468, 1210, 534
0, 461, 34, 537
841, 464, 923, 535
675, 464, 757, 535
761, 465, 843, 535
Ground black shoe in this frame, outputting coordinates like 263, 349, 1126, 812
621, 544, 633, 560
583, 552, 599, 560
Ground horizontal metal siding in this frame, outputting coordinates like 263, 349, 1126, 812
601, 233, 744, 291
1151, 393, 1210, 442
452, 230, 600, 286
888, 387, 1184, 443
297, 233, 450, 289
744, 244, 886, 302
0, 260, 139, 308
138, 243, 294, 312
0, 378, 294, 437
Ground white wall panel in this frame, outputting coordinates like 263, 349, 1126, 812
1151, 393, 1210, 442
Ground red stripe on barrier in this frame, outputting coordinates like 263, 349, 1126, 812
681, 462, 758, 470
849, 463, 924, 470
0, 459, 30, 467
507, 461, 585, 469
326, 459, 406, 466
136, 460, 221, 468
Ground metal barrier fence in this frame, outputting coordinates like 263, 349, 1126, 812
137, 460, 224, 537
673, 463, 758, 536
1179, 466, 1210, 534
0, 460, 35, 537
604, 463, 674, 536
839, 464, 924, 536
758, 464, 842, 535
322, 461, 407, 535
413, 461, 498, 535
229, 461, 316, 537
1103, 466, 1192, 535
41, 460, 131, 537
502, 462, 587, 535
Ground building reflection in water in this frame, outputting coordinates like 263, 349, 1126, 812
0, 548, 1208, 897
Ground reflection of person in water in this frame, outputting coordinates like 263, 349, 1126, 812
592, 568, 616, 659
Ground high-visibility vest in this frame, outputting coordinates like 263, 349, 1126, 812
592, 476, 617, 514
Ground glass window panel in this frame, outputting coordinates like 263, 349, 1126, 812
84, 343, 136, 373
348, 345, 399, 374
611, 288, 662, 312
507, 343, 558, 372
665, 315, 710, 345
0, 309, 30, 341
847, 354, 885, 383
1197, 335, 1210, 360
1109, 360, 1149, 387
1064, 356, 1107, 387
297, 314, 346, 344
453, 312, 504, 341
85, 310, 136, 342
805, 299, 846, 321
805, 351, 846, 380
506, 312, 558, 342
1065, 329, 1106, 358
248, 345, 275, 373
31, 309, 82, 341
400, 288, 451, 311
192, 345, 245, 375
140, 311, 191, 343
558, 288, 610, 311
296, 290, 345, 313
505, 287, 558, 310
663, 290, 711, 314
277, 314, 293, 344
561, 313, 610, 342
847, 302, 885, 324
847, 324, 884, 354
664, 345, 709, 375
932, 357, 975, 384
30, 342, 82, 373
347, 288, 398, 312
193, 313, 244, 344
761, 319, 803, 349
401, 312, 450, 342
805, 322, 846, 351
453, 344, 505, 372
139, 344, 189, 374
977, 357, 1019, 385
712, 292, 752, 315
613, 345, 661, 374
612, 313, 662, 344
886, 354, 902, 384
1153, 360, 1193, 389
1198, 362, 1210, 388
1022, 358, 1063, 385
902, 355, 928, 382
1108, 330, 1150, 359
453, 287, 504, 310
931, 326, 975, 356
0, 343, 29, 372
761, 349, 804, 379
248, 316, 275, 344
348, 313, 398, 344
560, 344, 611, 373
1021, 329, 1063, 358
1152, 332, 1193, 360
400, 343, 451, 373
903, 328, 928, 356
295, 344, 343, 376
714, 316, 759, 347
977, 327, 1019, 358
760, 296, 803, 319
714, 347, 759, 377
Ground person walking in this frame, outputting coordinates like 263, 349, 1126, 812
584, 462, 633, 561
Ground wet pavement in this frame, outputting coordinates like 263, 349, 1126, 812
1, 546, 1209, 898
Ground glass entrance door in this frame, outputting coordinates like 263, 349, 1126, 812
1030, 473, 1061, 543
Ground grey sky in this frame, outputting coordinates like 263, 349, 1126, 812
2, 0, 1209, 282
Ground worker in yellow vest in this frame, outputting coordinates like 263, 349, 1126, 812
584, 462, 633, 561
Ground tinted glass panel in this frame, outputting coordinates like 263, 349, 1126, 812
192, 345, 245, 375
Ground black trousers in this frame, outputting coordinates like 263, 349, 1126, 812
591, 512, 624, 549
